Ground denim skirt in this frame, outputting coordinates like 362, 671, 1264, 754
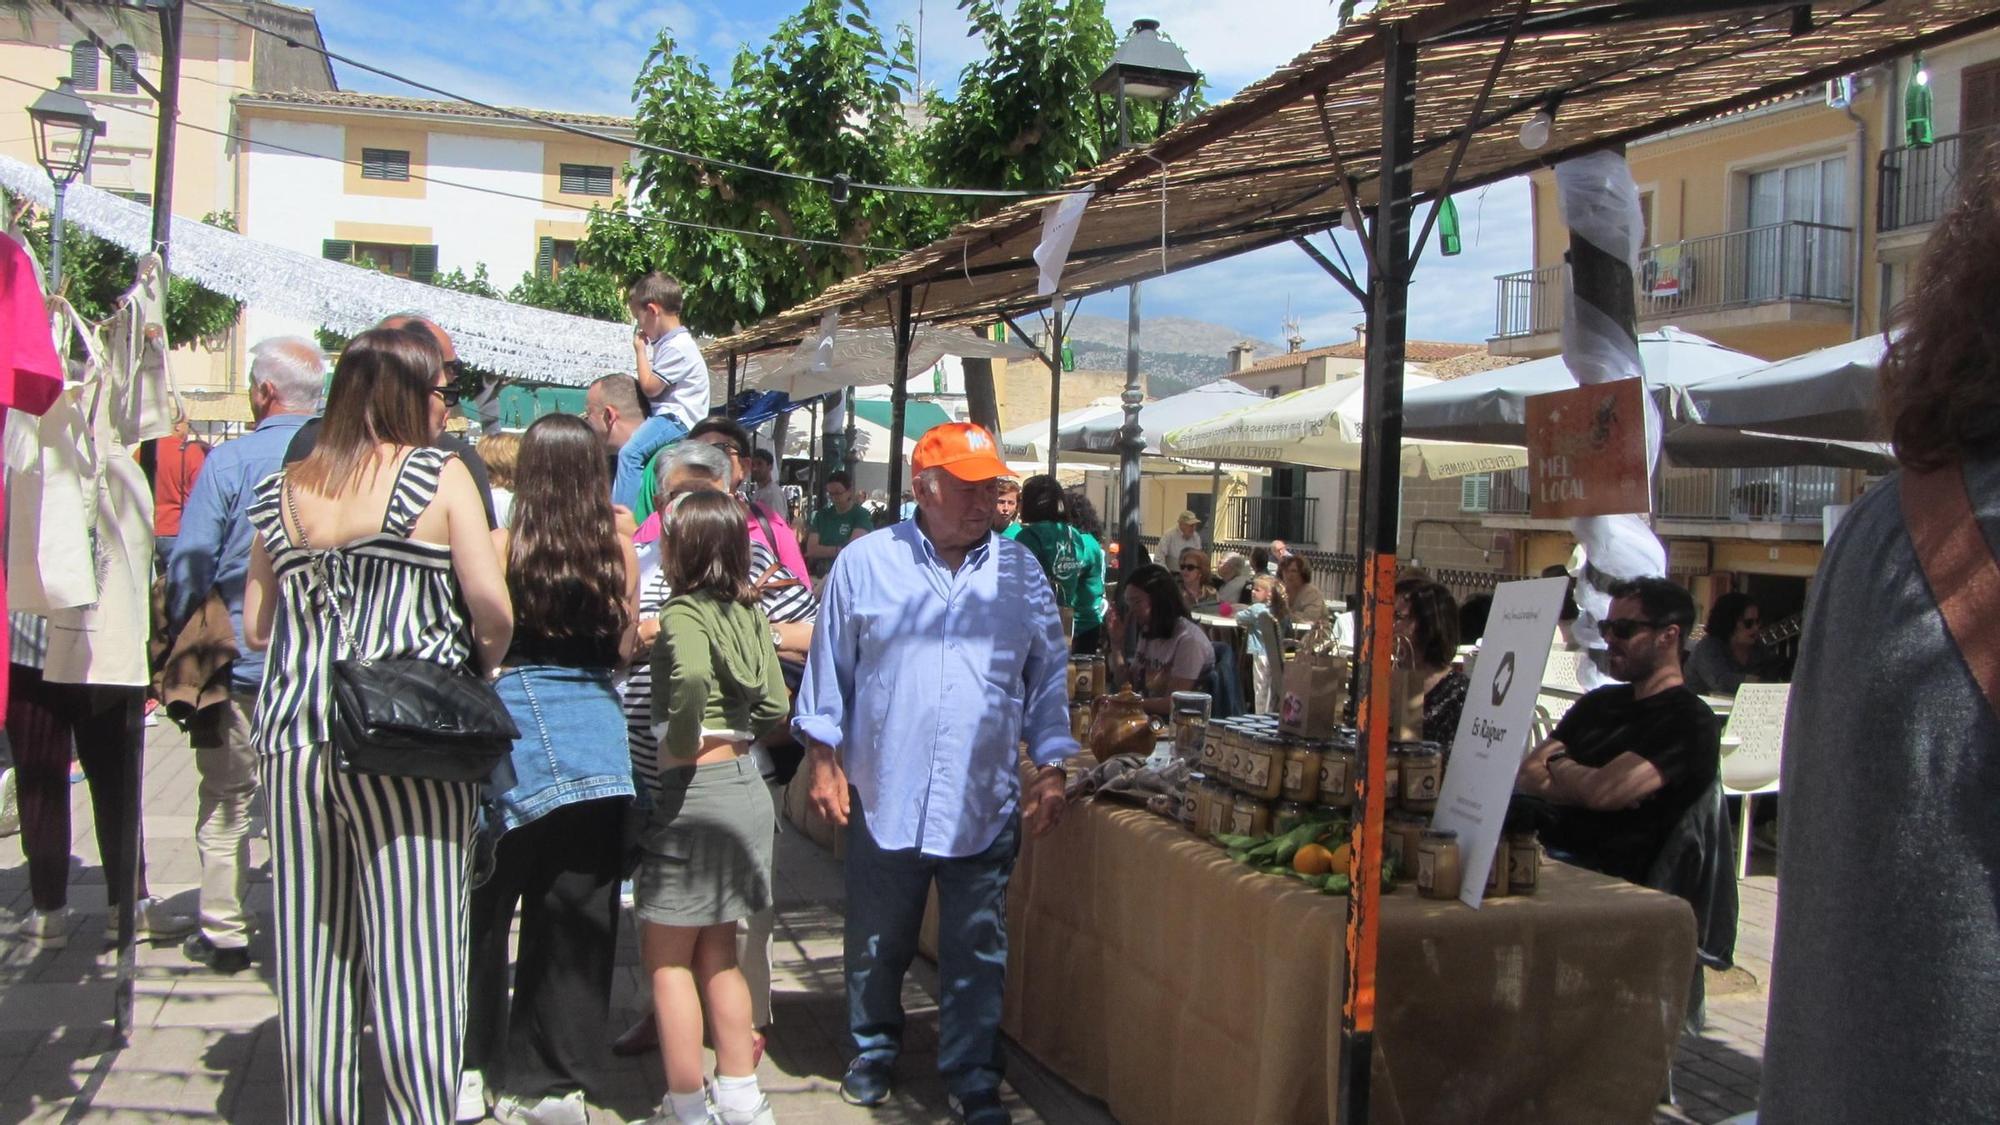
488, 665, 636, 834
634, 756, 774, 927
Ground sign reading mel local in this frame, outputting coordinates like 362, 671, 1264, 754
1524, 377, 1650, 519
1434, 576, 1569, 908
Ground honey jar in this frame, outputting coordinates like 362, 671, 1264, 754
1505, 831, 1540, 896
1068, 655, 1105, 701
1238, 733, 1287, 801
1384, 811, 1428, 883
1273, 799, 1315, 835
1398, 741, 1443, 813
1228, 793, 1273, 838
1180, 774, 1205, 830
1281, 742, 1324, 803
1416, 829, 1463, 900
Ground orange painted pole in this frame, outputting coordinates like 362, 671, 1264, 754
1337, 21, 1414, 1124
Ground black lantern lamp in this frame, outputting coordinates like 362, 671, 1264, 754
1092, 19, 1200, 152
27, 77, 106, 291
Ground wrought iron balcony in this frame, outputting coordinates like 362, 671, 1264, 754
1493, 221, 1855, 339
1476, 466, 1844, 523
1879, 125, 1999, 233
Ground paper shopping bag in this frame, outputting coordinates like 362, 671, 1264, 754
1279, 647, 1350, 738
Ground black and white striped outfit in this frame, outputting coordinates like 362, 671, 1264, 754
246, 448, 480, 1125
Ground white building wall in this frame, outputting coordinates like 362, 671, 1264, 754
238, 114, 615, 357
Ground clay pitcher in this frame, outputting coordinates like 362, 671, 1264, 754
1087, 690, 1156, 761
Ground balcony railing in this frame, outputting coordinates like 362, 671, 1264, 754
1223, 495, 1319, 544
1481, 466, 1843, 523
1879, 125, 2000, 232
1493, 221, 1854, 339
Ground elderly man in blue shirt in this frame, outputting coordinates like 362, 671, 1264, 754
165, 336, 324, 974
796, 422, 1076, 1125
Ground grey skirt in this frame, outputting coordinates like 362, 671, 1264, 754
634, 755, 774, 927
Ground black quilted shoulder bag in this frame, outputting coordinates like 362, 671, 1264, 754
285, 478, 518, 782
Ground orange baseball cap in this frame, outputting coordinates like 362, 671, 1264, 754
911, 422, 1011, 482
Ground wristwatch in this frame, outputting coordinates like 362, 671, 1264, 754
770, 627, 784, 649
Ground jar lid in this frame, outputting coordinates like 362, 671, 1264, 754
1421, 828, 1460, 840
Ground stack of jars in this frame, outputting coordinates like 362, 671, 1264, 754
1067, 655, 1104, 742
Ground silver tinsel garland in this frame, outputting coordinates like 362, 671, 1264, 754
1, 155, 629, 387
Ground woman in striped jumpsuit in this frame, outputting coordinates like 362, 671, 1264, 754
242, 325, 513, 1124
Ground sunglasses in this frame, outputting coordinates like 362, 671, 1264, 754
1738, 617, 1762, 629
1180, 564, 1203, 572
1602, 618, 1668, 640
442, 359, 467, 380
431, 384, 462, 408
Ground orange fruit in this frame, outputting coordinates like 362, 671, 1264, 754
1293, 843, 1336, 876
1329, 843, 1352, 871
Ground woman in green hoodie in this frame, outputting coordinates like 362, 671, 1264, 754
1013, 475, 1107, 654
636, 488, 788, 1125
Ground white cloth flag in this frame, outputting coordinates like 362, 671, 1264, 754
1033, 190, 1094, 298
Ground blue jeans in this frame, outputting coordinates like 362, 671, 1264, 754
845, 804, 1020, 1100
612, 413, 688, 511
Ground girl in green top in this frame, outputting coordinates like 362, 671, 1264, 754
636, 489, 788, 1125
1013, 475, 1107, 654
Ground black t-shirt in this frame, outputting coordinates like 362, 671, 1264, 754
1544, 683, 1720, 883
284, 418, 497, 528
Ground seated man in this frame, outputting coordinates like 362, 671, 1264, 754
1515, 577, 1719, 884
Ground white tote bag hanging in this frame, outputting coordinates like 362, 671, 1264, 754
6, 299, 102, 614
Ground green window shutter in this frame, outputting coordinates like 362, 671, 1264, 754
536, 236, 555, 278
71, 42, 100, 91
321, 239, 354, 262
412, 244, 440, 284
109, 45, 138, 94
560, 163, 614, 195
361, 148, 411, 181
1460, 472, 1492, 513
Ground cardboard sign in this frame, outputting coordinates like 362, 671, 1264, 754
1434, 577, 1569, 909
1525, 378, 1650, 518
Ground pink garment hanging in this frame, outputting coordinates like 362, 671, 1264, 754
0, 234, 70, 716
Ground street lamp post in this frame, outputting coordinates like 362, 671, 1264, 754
27, 77, 105, 293
1093, 20, 1197, 575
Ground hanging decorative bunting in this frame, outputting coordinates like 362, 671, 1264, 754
1033, 188, 1094, 298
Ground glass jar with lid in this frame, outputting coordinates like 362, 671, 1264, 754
1180, 774, 1205, 830
1281, 742, 1324, 803
1273, 799, 1315, 835
1416, 829, 1463, 900
1398, 742, 1443, 812
1171, 691, 1212, 763
1316, 745, 1355, 808
1505, 831, 1540, 895
1385, 811, 1428, 883
1229, 792, 1273, 838
1239, 733, 1287, 801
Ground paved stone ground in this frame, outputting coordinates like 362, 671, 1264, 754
0, 719, 1776, 1123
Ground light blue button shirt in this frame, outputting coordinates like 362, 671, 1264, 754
794, 516, 1078, 857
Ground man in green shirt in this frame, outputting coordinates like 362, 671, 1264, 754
807, 470, 873, 577
1013, 476, 1107, 653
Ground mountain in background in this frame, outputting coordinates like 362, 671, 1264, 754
1050, 314, 1283, 397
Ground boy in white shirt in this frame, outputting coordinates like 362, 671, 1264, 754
616, 272, 711, 509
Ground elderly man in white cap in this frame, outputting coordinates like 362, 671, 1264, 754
1157, 509, 1205, 572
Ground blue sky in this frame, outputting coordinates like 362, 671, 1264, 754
303, 0, 1532, 346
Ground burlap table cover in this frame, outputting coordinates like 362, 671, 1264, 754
952, 797, 1696, 1125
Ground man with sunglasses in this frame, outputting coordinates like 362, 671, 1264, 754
1515, 576, 1720, 884
283, 314, 498, 527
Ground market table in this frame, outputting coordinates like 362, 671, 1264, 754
935, 793, 1697, 1125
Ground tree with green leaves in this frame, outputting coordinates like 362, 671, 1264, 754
584, 0, 1200, 338
6, 200, 244, 348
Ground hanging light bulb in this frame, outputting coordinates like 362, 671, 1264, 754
1341, 208, 1361, 233
1519, 103, 1555, 151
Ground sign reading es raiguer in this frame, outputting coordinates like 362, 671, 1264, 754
1525, 377, 1650, 519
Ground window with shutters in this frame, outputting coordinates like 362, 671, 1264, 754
109, 45, 139, 94
71, 42, 100, 91
559, 163, 614, 196
1460, 473, 1493, 513
326, 240, 439, 283
361, 148, 411, 181
536, 237, 580, 277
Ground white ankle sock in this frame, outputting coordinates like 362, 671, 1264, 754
713, 1073, 763, 1113
667, 1088, 709, 1124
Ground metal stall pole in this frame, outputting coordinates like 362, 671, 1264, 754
1118, 282, 1146, 573
726, 352, 739, 416
1046, 295, 1064, 478
1338, 22, 1416, 1125
886, 285, 916, 511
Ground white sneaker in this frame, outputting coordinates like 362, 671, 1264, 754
15, 907, 74, 948
135, 897, 196, 941
709, 1096, 776, 1125
456, 1071, 488, 1123
0, 767, 19, 836
493, 1090, 587, 1125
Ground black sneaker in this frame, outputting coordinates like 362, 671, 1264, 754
182, 933, 251, 975
838, 1058, 893, 1107
948, 1089, 1010, 1125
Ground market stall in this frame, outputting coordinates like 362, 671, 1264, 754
981, 796, 1694, 1125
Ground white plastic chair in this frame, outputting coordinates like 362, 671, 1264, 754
1718, 683, 1789, 879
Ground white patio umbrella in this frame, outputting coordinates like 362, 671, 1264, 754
1672, 333, 1888, 443
1161, 372, 1529, 478
1004, 401, 1249, 475
1062, 380, 1269, 453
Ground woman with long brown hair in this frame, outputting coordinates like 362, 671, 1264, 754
636, 489, 787, 1125
460, 413, 640, 1124
243, 325, 512, 1124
